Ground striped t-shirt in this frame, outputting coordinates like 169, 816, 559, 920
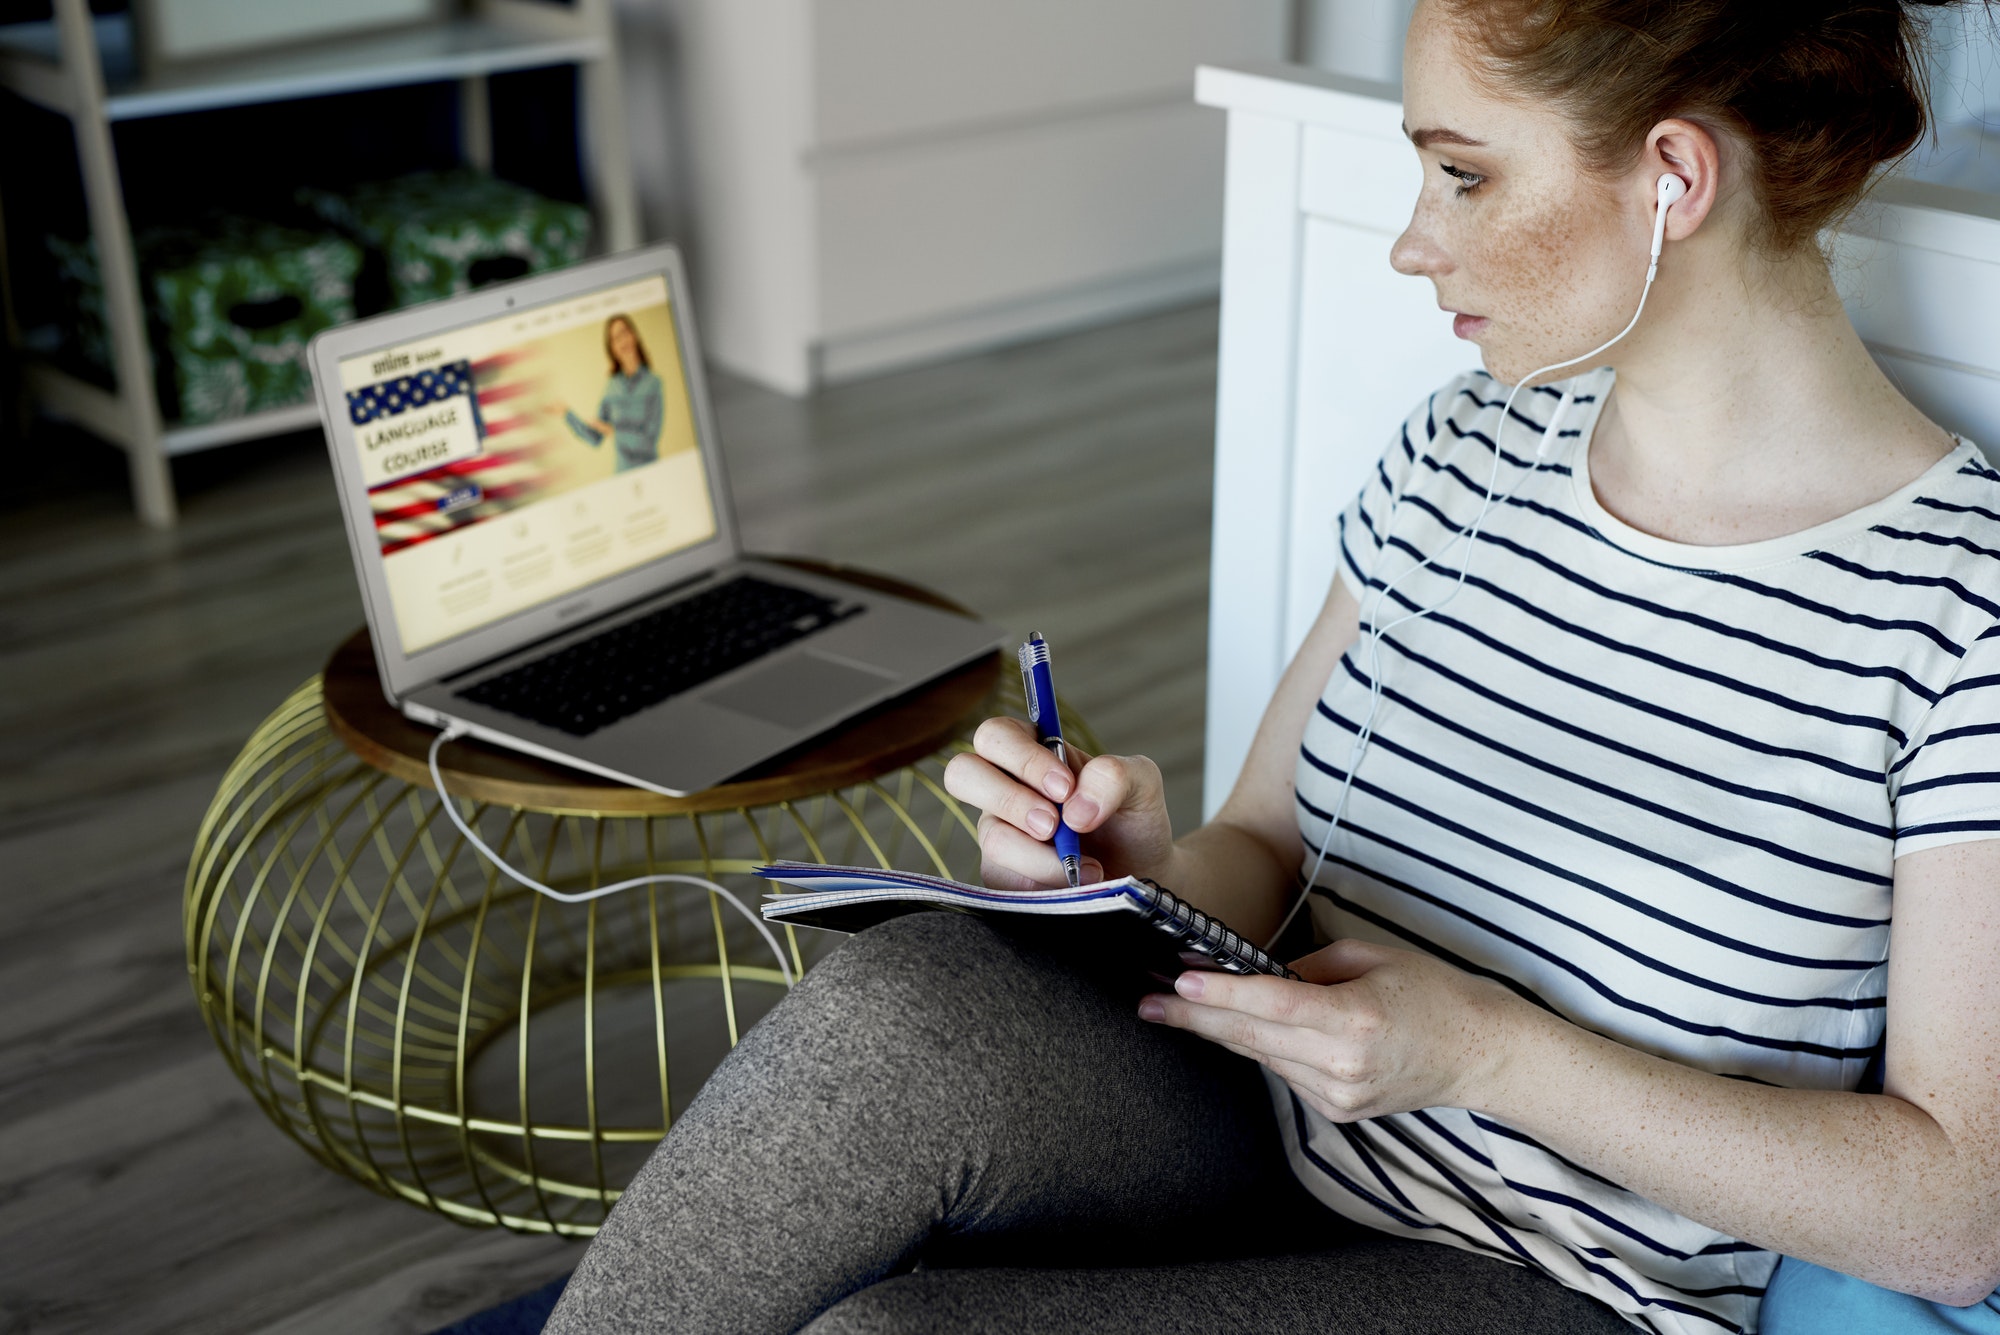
1275, 367, 2000, 1335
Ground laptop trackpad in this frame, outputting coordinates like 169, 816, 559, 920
701, 652, 897, 730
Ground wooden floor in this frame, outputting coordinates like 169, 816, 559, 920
0, 302, 1220, 1335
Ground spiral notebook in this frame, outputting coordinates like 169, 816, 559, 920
755, 862, 1300, 979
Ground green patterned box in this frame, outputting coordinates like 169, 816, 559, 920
44, 220, 362, 425
299, 169, 590, 309
143, 218, 362, 425
45, 233, 113, 382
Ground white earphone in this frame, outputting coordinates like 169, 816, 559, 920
1262, 174, 1689, 951
1649, 173, 1689, 279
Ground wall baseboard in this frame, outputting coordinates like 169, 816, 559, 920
813, 255, 1221, 386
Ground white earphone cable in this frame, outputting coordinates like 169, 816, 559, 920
426, 726, 795, 986
1263, 178, 1683, 952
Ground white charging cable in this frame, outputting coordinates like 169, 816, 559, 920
1263, 174, 1688, 951
426, 725, 795, 986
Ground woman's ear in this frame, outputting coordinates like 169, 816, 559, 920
1644, 117, 1723, 241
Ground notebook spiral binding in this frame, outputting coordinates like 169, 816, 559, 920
1133, 880, 1301, 980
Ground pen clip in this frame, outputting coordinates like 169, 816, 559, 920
1018, 641, 1042, 724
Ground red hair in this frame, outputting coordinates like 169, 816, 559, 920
1436, 0, 1982, 253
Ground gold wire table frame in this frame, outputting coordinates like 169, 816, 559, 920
185, 638, 1096, 1238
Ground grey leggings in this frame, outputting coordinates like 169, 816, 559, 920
545, 912, 1633, 1334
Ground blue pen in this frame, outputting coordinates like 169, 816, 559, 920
1018, 632, 1083, 887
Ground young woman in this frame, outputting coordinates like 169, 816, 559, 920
565, 313, 666, 472
546, 2, 2000, 1330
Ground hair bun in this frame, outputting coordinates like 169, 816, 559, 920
1442, 0, 1971, 254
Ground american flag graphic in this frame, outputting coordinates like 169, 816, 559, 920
354, 355, 551, 557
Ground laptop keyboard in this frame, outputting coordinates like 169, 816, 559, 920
456, 575, 863, 738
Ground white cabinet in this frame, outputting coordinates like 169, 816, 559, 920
1197, 62, 1470, 817
672, 0, 1289, 394
814, 0, 1274, 145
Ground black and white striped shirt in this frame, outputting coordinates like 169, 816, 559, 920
1279, 368, 2000, 1334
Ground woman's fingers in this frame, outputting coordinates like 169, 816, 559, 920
1144, 990, 1326, 1067
947, 714, 1141, 886
971, 717, 1089, 800
945, 751, 1062, 839
949, 717, 1103, 885
1066, 752, 1164, 834
976, 813, 1082, 889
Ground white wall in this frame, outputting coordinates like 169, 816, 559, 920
1908, 5, 2000, 195
611, 0, 691, 248
608, 0, 1288, 393
1927, 4, 2000, 125
1294, 0, 1414, 85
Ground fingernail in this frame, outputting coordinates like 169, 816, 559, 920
1174, 972, 1206, 999
1138, 997, 1166, 1022
1027, 809, 1056, 839
1043, 770, 1072, 800
1065, 796, 1099, 828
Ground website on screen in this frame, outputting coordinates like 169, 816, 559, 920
337, 275, 718, 654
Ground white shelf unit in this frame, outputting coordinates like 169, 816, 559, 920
0, 0, 639, 526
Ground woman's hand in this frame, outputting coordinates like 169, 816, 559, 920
1138, 939, 1531, 1121
942, 717, 1175, 890
557, 403, 613, 436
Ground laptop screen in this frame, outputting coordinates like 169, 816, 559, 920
335, 274, 719, 655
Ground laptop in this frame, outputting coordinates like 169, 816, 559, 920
307, 244, 1008, 797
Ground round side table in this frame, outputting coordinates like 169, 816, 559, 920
184, 563, 1091, 1237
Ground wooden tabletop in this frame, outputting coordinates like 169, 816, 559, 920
322, 559, 1002, 815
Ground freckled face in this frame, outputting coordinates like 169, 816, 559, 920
1391, 0, 1651, 385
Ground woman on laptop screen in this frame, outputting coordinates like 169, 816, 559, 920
564, 313, 665, 473
546, 2, 2000, 1331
